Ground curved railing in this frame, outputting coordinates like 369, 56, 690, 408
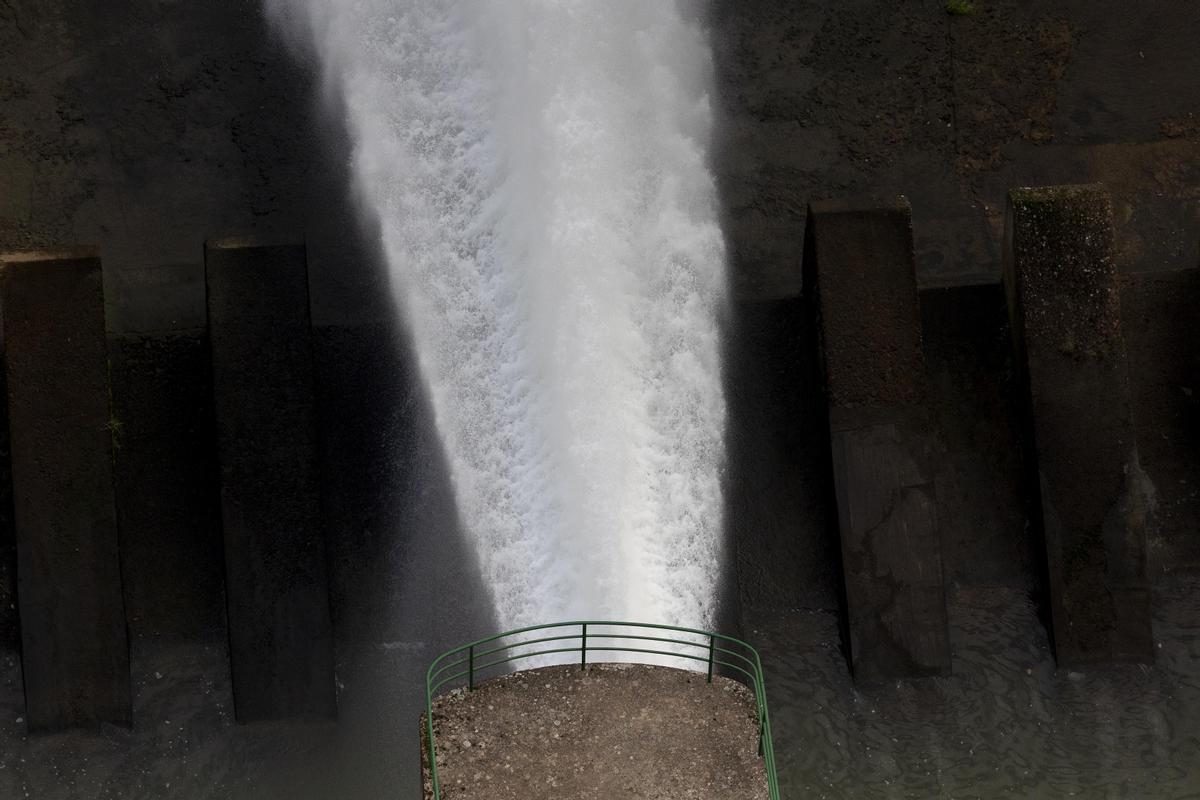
423, 621, 779, 800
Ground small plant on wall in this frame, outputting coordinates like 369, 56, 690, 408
106, 416, 124, 450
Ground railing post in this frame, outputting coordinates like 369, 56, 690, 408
468, 645, 475, 691
758, 718, 764, 757
706, 635, 715, 683
581, 623, 588, 670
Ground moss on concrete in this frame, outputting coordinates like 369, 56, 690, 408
1007, 184, 1121, 361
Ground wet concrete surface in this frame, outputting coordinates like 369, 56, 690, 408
714, 0, 1200, 611
749, 574, 1200, 798
0, 0, 1196, 797
0, 0, 390, 330
709, 0, 1200, 297
0, 638, 431, 799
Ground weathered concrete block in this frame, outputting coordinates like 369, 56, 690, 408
804, 197, 951, 681
0, 249, 131, 731
1003, 184, 1153, 666
205, 238, 336, 721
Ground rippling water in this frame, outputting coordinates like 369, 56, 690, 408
750, 576, 1200, 799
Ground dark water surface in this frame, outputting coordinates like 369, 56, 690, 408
751, 576, 1200, 799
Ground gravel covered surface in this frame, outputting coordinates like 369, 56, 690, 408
422, 663, 769, 800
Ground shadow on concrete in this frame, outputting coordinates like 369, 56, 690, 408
267, 30, 500, 799
0, 3, 497, 796
704, 2, 845, 637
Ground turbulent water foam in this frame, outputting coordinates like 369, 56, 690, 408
267, 0, 728, 631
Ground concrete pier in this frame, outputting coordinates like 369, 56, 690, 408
1003, 184, 1153, 666
205, 239, 336, 721
804, 197, 951, 681
0, 249, 131, 731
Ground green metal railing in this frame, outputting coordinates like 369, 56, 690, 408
423, 621, 779, 799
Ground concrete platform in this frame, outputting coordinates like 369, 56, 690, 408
421, 664, 768, 800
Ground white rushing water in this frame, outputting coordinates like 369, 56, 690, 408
267, 0, 728, 631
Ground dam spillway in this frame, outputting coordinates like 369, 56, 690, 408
267, 0, 730, 631
0, 1, 1199, 798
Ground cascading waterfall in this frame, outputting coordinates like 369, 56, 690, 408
267, 0, 728, 631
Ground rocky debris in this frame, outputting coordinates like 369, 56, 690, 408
421, 663, 769, 800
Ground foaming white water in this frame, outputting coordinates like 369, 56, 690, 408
267, 0, 728, 631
